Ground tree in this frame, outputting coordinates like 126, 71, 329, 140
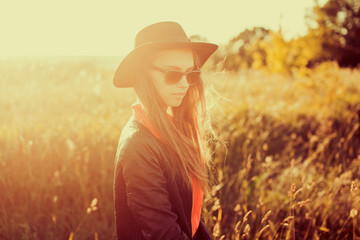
223, 27, 270, 71
306, 0, 360, 67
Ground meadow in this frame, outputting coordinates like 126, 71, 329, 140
0, 56, 359, 239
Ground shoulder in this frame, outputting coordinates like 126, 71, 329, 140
114, 115, 165, 168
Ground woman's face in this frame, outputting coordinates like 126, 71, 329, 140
149, 48, 195, 109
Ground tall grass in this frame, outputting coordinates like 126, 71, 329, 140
0, 57, 359, 239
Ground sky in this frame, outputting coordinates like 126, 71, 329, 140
0, 0, 318, 57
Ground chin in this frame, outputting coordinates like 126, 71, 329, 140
168, 102, 182, 108
166, 97, 184, 108
169, 104, 180, 108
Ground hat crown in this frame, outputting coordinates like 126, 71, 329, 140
113, 21, 218, 88
135, 21, 190, 48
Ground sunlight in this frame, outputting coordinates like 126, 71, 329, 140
1, 0, 316, 57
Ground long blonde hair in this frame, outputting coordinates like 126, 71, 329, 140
132, 49, 221, 198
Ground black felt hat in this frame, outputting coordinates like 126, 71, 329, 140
113, 21, 218, 88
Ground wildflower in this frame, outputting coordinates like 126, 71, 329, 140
87, 197, 98, 214
244, 224, 250, 235
351, 180, 358, 193
213, 222, 220, 237
261, 210, 271, 225
350, 208, 358, 218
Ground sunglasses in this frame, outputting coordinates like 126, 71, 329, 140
150, 65, 201, 85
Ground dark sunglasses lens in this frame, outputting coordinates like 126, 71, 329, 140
187, 71, 201, 85
165, 71, 183, 84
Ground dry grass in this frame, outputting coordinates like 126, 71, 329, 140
0, 56, 359, 239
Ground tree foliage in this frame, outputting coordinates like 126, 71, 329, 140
216, 0, 360, 73
306, 0, 360, 67
223, 27, 269, 71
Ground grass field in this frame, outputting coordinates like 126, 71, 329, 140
0, 56, 359, 239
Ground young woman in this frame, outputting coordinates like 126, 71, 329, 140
113, 21, 222, 240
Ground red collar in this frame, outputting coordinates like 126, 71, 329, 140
131, 103, 175, 143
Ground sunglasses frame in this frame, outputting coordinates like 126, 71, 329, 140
150, 65, 201, 85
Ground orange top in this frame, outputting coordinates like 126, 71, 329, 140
131, 103, 203, 237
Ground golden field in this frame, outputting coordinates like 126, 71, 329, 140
0, 56, 359, 240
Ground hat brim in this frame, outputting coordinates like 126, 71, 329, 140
113, 41, 218, 88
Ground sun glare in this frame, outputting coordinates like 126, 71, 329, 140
0, 0, 315, 57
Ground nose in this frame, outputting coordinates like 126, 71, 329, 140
177, 74, 189, 88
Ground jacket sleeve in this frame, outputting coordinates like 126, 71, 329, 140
120, 142, 191, 240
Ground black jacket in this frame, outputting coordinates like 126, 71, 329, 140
113, 115, 213, 240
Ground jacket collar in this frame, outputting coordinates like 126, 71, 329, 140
131, 103, 173, 143
131, 102, 204, 237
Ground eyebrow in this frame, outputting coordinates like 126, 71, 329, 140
161, 65, 195, 71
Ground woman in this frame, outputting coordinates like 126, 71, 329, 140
113, 21, 221, 240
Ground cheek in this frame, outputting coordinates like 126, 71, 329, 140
159, 84, 173, 101
151, 75, 170, 99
